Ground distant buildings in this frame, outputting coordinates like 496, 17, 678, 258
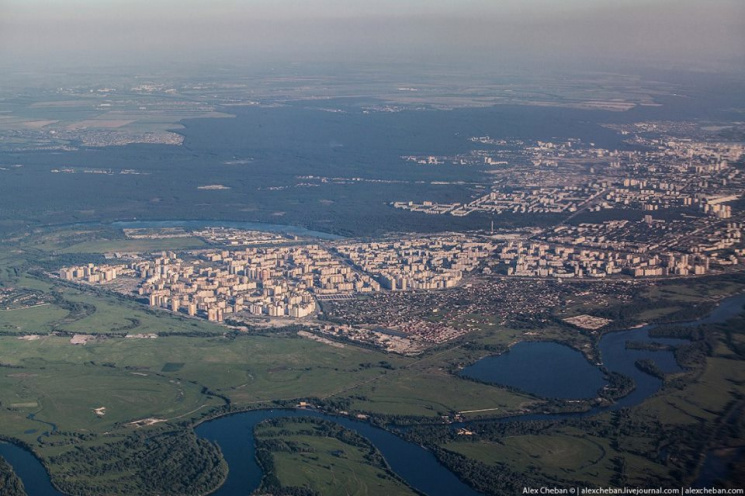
58, 124, 745, 325
60, 264, 118, 283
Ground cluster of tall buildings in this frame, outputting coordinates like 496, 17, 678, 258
336, 236, 494, 291
61, 245, 384, 322
393, 186, 597, 217
130, 245, 381, 321
490, 241, 716, 279
59, 264, 119, 283
57, 219, 743, 327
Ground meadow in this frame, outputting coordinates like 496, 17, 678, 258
0, 224, 743, 494
254, 418, 417, 496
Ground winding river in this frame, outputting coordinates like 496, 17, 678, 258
0, 442, 63, 496
195, 409, 481, 496
2, 292, 744, 495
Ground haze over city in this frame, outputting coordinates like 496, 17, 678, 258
1, 0, 744, 70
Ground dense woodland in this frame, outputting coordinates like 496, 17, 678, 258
48, 429, 227, 495
0, 456, 26, 496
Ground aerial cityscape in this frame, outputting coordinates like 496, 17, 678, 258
0, 0, 744, 495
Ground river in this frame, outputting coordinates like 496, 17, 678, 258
0, 442, 63, 496
195, 409, 480, 496
2, 292, 744, 495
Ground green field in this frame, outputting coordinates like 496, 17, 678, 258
59, 237, 207, 254
0, 305, 69, 333
444, 424, 673, 488
0, 333, 406, 422
0, 336, 223, 438
347, 365, 536, 417
0, 283, 227, 336
635, 305, 683, 322
645, 279, 745, 301
638, 356, 745, 424
446, 433, 615, 483
255, 418, 416, 496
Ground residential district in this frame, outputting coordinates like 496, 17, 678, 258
57, 218, 743, 355
57, 120, 745, 354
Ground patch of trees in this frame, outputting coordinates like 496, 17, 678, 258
49, 291, 96, 324
155, 330, 218, 338
649, 325, 702, 340
505, 313, 553, 330
48, 428, 227, 496
404, 417, 562, 448
718, 315, 745, 358
461, 342, 508, 354
609, 456, 627, 487
358, 361, 395, 370
660, 303, 716, 324
0, 456, 26, 496
431, 447, 538, 496
111, 318, 140, 332
592, 298, 657, 324
595, 299, 714, 327
311, 397, 352, 412
674, 341, 709, 369
625, 340, 674, 352
634, 359, 666, 380
32, 253, 107, 271
599, 372, 636, 402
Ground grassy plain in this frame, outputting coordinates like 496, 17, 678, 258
0, 281, 227, 336
255, 419, 416, 496
346, 364, 536, 417
0, 335, 223, 437
638, 356, 745, 424
446, 432, 616, 484
58, 237, 207, 254
0, 305, 69, 334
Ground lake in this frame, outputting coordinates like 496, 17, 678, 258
458, 294, 745, 405
460, 341, 607, 399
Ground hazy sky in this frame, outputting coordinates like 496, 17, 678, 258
1, 0, 743, 71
